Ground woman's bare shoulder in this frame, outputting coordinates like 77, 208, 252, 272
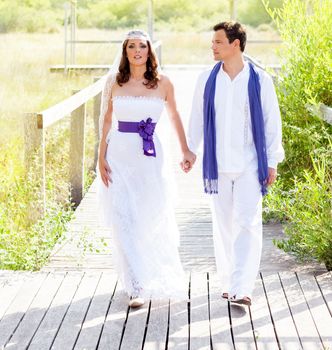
158, 74, 173, 88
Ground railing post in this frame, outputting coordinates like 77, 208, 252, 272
155, 42, 162, 67
93, 77, 102, 170
70, 92, 86, 207
24, 113, 46, 219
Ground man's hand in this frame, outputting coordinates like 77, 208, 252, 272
180, 150, 196, 173
267, 167, 277, 186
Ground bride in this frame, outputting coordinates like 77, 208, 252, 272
98, 29, 196, 307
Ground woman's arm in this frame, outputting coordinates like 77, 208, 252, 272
98, 99, 113, 186
163, 75, 196, 172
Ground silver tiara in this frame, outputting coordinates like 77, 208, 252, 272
125, 29, 151, 41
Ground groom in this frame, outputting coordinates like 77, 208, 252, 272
186, 21, 284, 305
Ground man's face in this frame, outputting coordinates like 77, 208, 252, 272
211, 29, 237, 61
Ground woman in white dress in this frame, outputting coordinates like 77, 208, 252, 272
98, 30, 196, 307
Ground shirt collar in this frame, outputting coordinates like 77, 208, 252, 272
219, 61, 249, 81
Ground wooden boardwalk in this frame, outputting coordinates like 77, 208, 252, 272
1, 67, 331, 349
0, 270, 331, 349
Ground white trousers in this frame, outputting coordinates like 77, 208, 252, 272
210, 170, 262, 298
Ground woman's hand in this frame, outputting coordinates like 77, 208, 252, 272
181, 150, 196, 173
99, 158, 112, 187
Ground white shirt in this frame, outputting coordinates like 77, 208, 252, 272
188, 62, 285, 172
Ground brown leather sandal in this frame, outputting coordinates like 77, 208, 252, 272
229, 295, 251, 306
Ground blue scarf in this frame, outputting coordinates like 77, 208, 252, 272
203, 62, 268, 195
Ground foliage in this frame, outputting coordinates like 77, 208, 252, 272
0, 140, 73, 270
267, 153, 332, 270
265, 0, 332, 107
78, 0, 146, 29
0, 0, 61, 33
238, 0, 283, 27
263, 0, 332, 268
0, 0, 286, 33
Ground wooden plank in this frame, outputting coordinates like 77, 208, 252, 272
97, 286, 129, 350
50, 272, 101, 349
279, 271, 323, 349
315, 272, 332, 317
0, 272, 27, 322
297, 273, 332, 349
28, 272, 83, 349
74, 273, 117, 349
189, 273, 210, 350
250, 275, 278, 349
229, 297, 256, 348
4, 272, 66, 349
261, 272, 302, 349
168, 274, 189, 350
208, 273, 233, 350
0, 272, 47, 349
120, 297, 150, 349
143, 299, 169, 350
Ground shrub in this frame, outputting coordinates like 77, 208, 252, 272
238, 0, 283, 27
264, 0, 332, 183
0, 140, 74, 270
263, 0, 332, 268
272, 153, 332, 270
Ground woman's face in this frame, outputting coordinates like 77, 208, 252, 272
126, 39, 149, 66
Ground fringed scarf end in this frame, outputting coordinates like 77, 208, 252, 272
204, 179, 218, 194
261, 183, 268, 196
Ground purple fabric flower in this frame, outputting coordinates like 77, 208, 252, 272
138, 118, 156, 157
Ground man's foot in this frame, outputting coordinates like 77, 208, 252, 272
222, 292, 229, 299
229, 295, 251, 306
129, 297, 145, 308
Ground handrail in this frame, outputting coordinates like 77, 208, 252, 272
41, 76, 106, 129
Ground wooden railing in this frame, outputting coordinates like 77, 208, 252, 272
24, 41, 162, 216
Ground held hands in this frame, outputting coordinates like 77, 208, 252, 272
99, 158, 112, 187
180, 150, 196, 173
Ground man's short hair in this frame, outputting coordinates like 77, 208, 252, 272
213, 21, 247, 52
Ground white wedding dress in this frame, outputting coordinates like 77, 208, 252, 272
97, 95, 186, 299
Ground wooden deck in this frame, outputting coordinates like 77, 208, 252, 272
0, 270, 331, 349
1, 67, 331, 349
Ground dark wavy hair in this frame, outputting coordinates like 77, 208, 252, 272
116, 39, 159, 89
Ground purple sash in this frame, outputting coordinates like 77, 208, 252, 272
118, 118, 157, 157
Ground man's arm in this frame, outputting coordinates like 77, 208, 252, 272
261, 73, 285, 169
187, 73, 205, 156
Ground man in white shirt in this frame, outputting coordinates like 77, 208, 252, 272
187, 21, 284, 305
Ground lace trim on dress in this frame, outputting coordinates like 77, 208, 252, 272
112, 95, 165, 103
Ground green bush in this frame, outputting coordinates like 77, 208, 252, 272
264, 0, 332, 183
263, 0, 332, 268
238, 0, 283, 27
0, 139, 74, 270
0, 0, 287, 33
272, 153, 332, 270
0, 0, 61, 33
79, 0, 146, 29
